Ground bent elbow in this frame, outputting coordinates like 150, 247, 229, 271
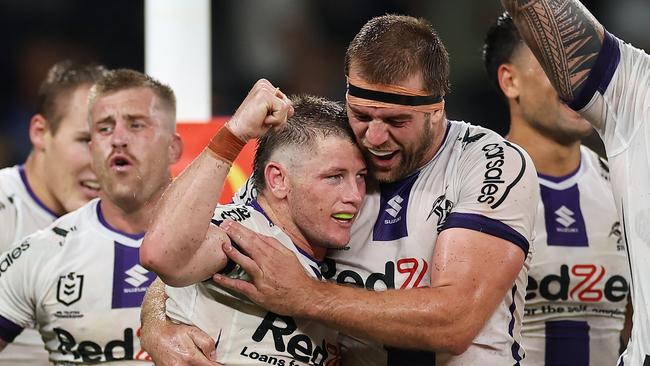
445, 336, 473, 356
428, 327, 474, 356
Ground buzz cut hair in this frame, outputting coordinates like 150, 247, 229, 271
88, 69, 177, 126
252, 94, 355, 192
344, 14, 451, 97
36, 60, 110, 134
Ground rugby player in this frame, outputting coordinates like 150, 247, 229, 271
0, 61, 107, 366
142, 14, 540, 365
0, 69, 182, 364
501, 1, 650, 364
483, 13, 631, 365
140, 84, 366, 365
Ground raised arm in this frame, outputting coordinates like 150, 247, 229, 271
140, 79, 293, 286
501, 0, 604, 102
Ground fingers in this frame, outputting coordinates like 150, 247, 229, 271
212, 270, 259, 300
221, 239, 264, 279
187, 327, 216, 361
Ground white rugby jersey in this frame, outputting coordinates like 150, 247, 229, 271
0, 199, 154, 365
166, 200, 341, 366
521, 146, 629, 366
568, 31, 650, 366
323, 120, 539, 365
0, 165, 58, 366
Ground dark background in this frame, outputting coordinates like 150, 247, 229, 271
1, 0, 648, 166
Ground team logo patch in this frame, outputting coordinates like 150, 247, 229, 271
427, 195, 454, 232
57, 272, 84, 306
112, 242, 155, 309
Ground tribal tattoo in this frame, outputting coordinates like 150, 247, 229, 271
501, 0, 604, 101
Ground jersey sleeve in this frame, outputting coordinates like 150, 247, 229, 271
0, 186, 18, 253
570, 31, 650, 153
442, 138, 539, 256
0, 236, 39, 343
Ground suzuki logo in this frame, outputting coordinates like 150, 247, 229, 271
555, 206, 576, 228
386, 195, 404, 217
124, 264, 150, 287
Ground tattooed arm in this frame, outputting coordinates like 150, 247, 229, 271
501, 0, 604, 102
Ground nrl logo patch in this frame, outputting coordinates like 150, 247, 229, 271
57, 272, 84, 306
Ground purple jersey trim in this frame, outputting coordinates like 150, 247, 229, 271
545, 320, 590, 366
442, 212, 529, 255
18, 165, 58, 219
538, 159, 581, 183
96, 201, 145, 240
250, 199, 322, 265
569, 31, 621, 111
0, 314, 24, 343
508, 284, 523, 365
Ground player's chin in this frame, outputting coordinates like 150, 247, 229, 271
323, 228, 352, 248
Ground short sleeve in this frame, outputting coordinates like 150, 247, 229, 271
442, 138, 539, 256
573, 32, 650, 154
0, 236, 39, 342
0, 187, 18, 253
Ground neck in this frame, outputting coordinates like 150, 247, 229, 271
507, 114, 581, 178
23, 152, 65, 216
256, 195, 325, 261
98, 189, 162, 236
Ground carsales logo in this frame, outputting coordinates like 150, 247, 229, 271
526, 264, 628, 302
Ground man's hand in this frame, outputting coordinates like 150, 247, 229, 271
226, 79, 294, 142
212, 220, 318, 317
141, 322, 220, 366
140, 278, 221, 366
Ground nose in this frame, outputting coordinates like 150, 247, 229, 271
342, 177, 364, 207
365, 120, 389, 147
111, 121, 129, 148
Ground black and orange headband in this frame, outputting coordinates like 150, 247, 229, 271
346, 76, 445, 113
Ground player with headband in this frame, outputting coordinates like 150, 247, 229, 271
141, 14, 540, 365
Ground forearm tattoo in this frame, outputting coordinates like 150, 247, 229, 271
502, 0, 604, 101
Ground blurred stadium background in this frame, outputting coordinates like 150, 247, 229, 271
1, 0, 648, 169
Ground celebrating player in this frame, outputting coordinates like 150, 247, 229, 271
483, 12, 631, 365
0, 61, 107, 366
0, 69, 182, 364
140, 85, 365, 365
142, 14, 540, 365
501, 1, 650, 364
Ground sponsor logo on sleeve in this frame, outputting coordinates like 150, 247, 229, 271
0, 240, 30, 278
477, 141, 527, 209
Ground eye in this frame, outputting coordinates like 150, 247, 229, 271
354, 114, 372, 123
385, 118, 408, 127
96, 124, 113, 134
77, 136, 91, 144
131, 121, 145, 129
326, 174, 343, 183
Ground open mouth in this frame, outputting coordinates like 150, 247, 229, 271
79, 180, 100, 197
367, 148, 398, 161
109, 154, 133, 171
332, 212, 356, 223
